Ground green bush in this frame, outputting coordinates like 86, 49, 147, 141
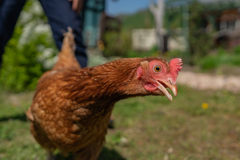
126, 46, 158, 58
233, 45, 240, 55
126, 50, 148, 58
199, 55, 219, 70
0, 32, 56, 92
103, 31, 132, 57
167, 50, 185, 59
199, 48, 240, 70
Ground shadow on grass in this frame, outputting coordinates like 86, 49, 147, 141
98, 147, 126, 160
55, 147, 126, 160
0, 113, 27, 122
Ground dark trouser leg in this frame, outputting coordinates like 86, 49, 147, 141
39, 0, 87, 68
0, 0, 26, 67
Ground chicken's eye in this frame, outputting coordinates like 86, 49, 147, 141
153, 65, 161, 73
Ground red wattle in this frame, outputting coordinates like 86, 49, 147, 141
144, 83, 157, 91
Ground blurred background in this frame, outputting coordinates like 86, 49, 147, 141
0, 0, 240, 159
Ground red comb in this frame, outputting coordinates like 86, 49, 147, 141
169, 58, 183, 81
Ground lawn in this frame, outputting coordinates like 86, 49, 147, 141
0, 85, 240, 160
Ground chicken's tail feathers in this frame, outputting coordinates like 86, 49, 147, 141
62, 27, 76, 54
52, 27, 81, 70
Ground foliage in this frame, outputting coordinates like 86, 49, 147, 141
0, 0, 57, 92
0, 31, 56, 92
120, 10, 154, 30
199, 48, 240, 70
121, 7, 183, 30
103, 31, 132, 57
202, 1, 240, 12
233, 45, 240, 55
188, 1, 214, 65
126, 46, 159, 58
165, 7, 183, 29
166, 50, 185, 59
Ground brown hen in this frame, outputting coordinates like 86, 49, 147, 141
26, 28, 183, 160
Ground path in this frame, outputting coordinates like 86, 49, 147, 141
178, 71, 240, 93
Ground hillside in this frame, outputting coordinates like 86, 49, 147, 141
118, 0, 240, 31
118, 8, 183, 31
119, 9, 154, 30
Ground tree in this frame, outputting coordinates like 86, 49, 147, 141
188, 1, 213, 65
149, 0, 165, 53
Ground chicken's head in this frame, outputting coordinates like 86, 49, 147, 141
136, 58, 183, 101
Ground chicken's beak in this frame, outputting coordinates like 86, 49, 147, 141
156, 81, 178, 101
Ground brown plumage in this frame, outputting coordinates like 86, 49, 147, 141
26, 28, 183, 160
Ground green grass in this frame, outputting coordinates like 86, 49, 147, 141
0, 85, 240, 160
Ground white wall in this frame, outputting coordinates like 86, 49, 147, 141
132, 28, 186, 51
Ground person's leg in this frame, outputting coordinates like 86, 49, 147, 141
39, 0, 87, 68
0, 0, 27, 66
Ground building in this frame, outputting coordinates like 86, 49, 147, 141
214, 8, 240, 47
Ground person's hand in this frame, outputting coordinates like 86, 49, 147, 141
69, 0, 83, 13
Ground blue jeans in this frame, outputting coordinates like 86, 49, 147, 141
0, 0, 87, 68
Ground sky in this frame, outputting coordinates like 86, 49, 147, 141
106, 0, 239, 16
106, 0, 151, 16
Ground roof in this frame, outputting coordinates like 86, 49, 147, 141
166, 0, 240, 10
